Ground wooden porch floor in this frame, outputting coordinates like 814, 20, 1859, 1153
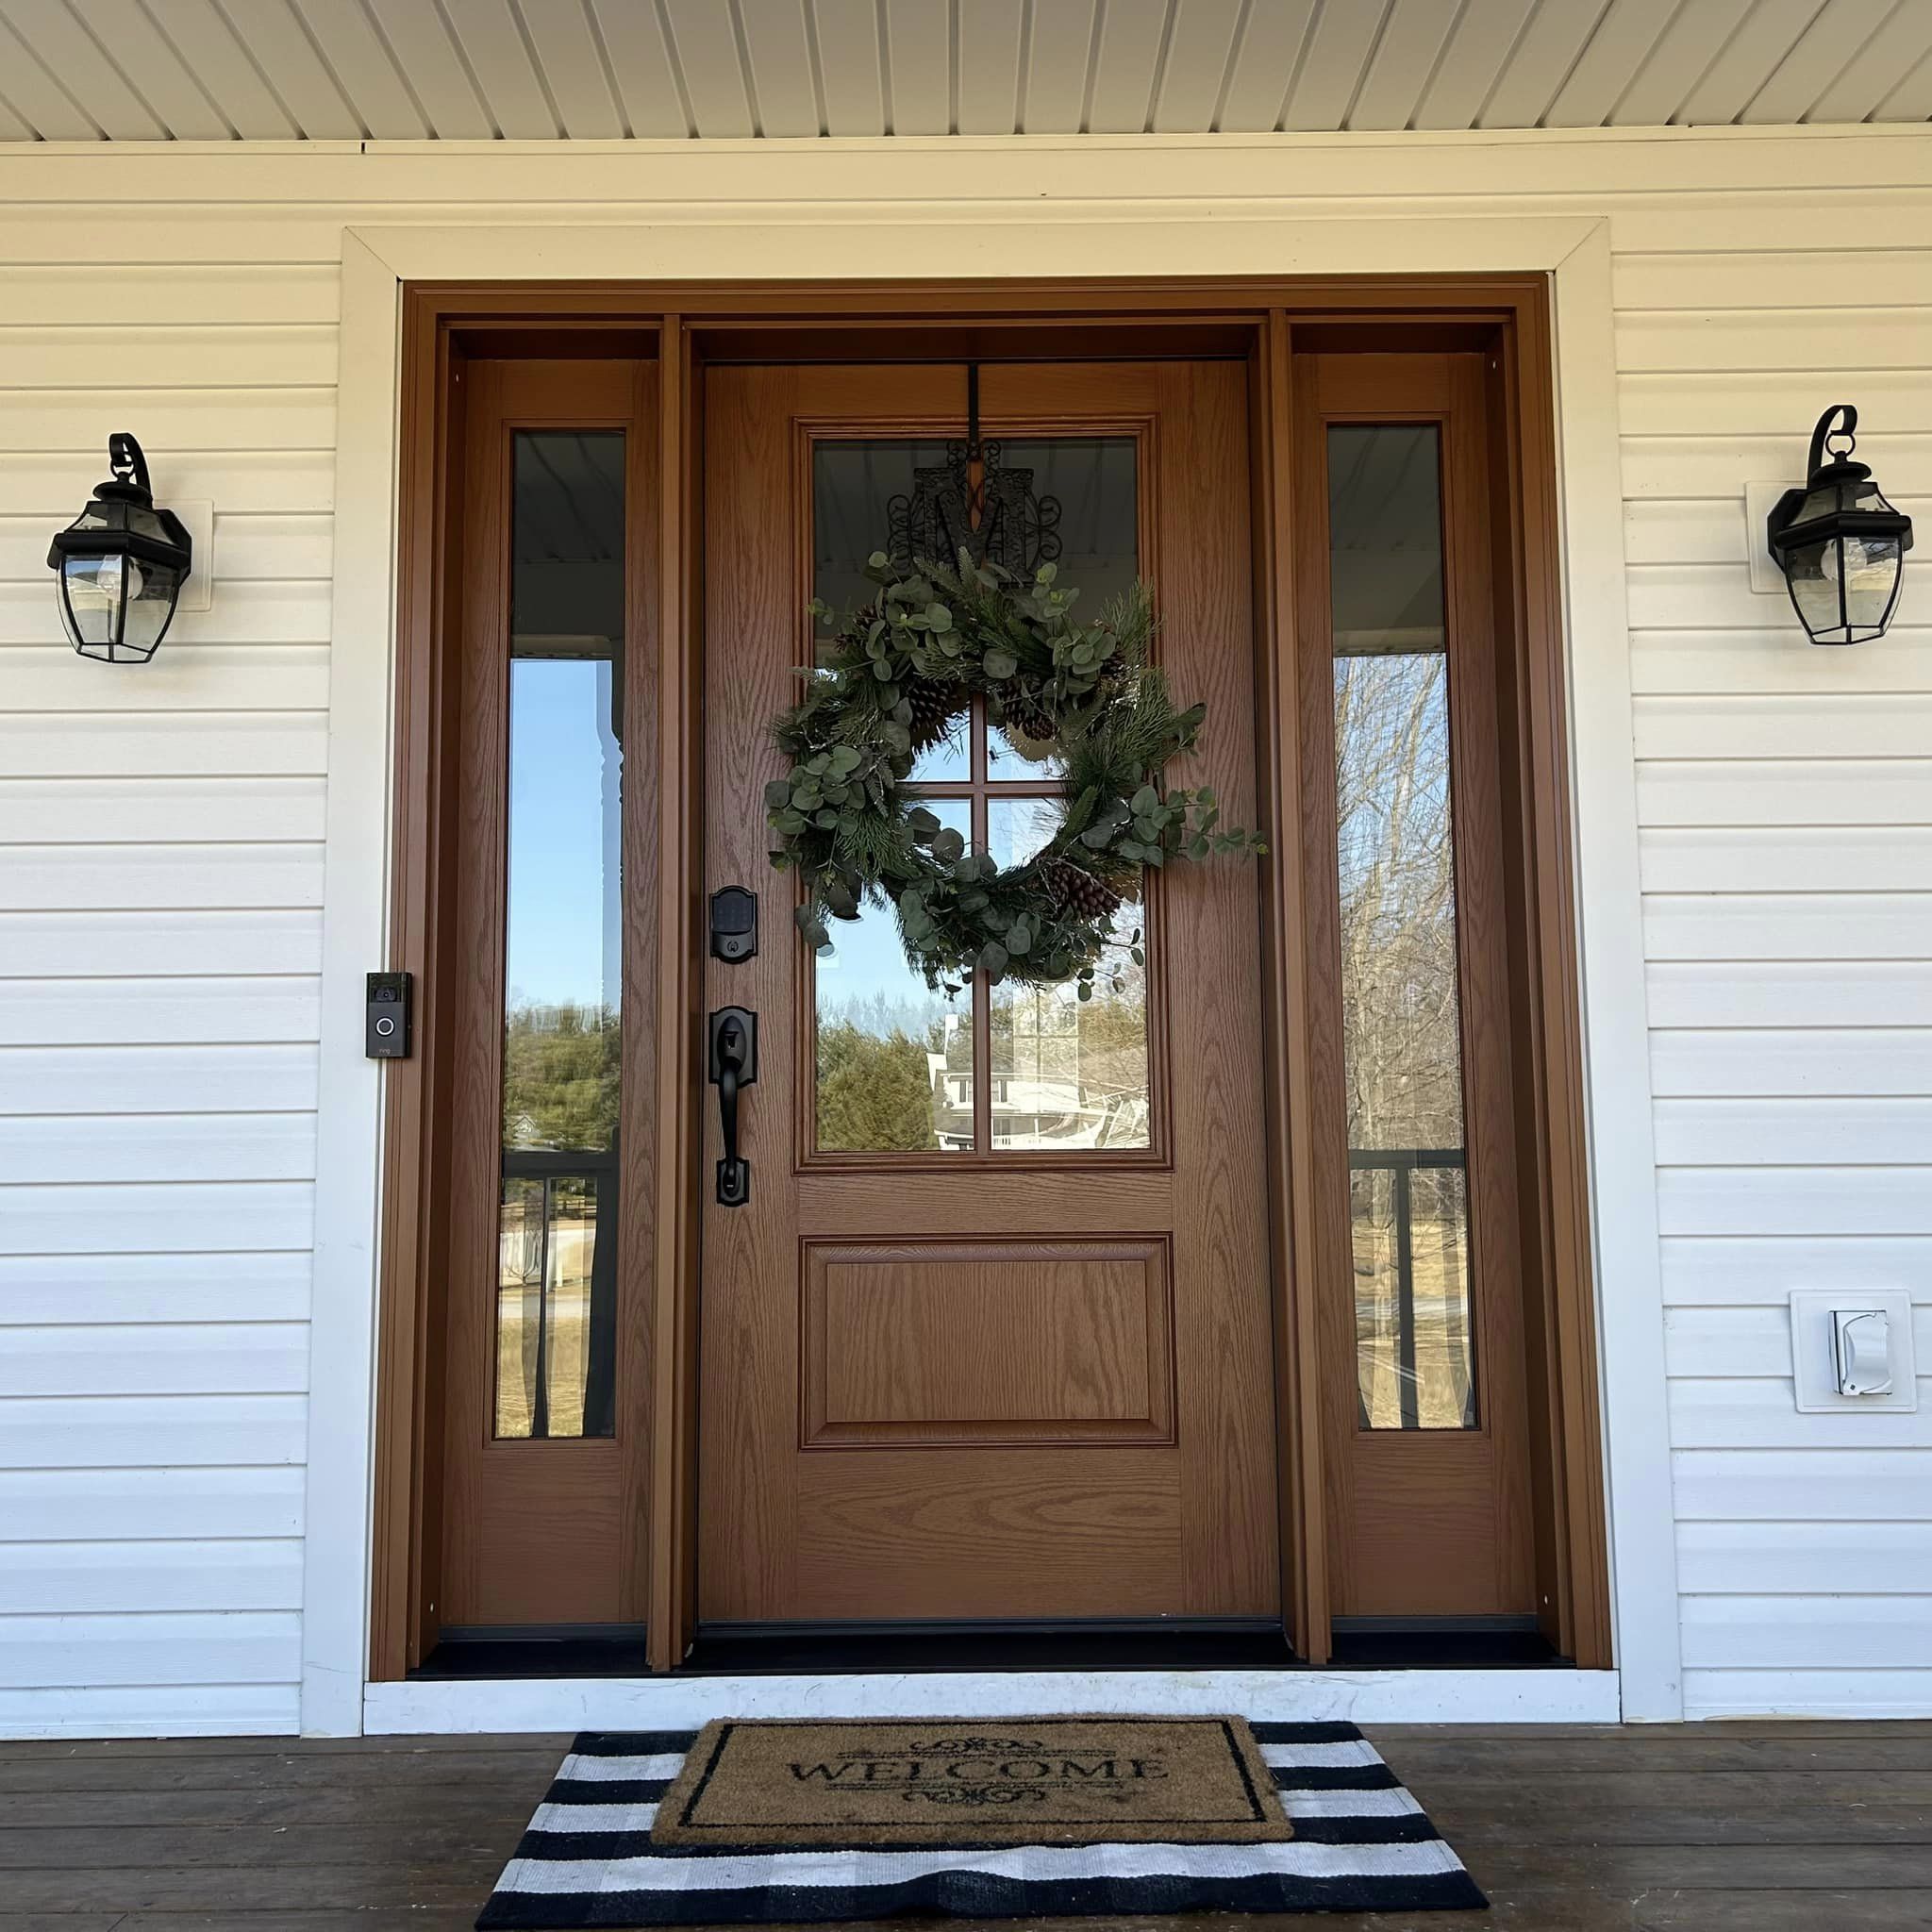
2, 1720, 1928, 1930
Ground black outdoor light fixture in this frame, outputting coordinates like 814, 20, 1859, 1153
1766, 405, 1913, 646
47, 434, 193, 664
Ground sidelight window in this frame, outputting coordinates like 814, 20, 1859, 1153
1326, 424, 1477, 1432
492, 431, 625, 1440
809, 435, 1151, 1157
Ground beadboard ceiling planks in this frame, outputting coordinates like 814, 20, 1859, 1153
1, 0, 1926, 141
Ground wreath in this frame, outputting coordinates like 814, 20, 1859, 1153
767, 548, 1262, 995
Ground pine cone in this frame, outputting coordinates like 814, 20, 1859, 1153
1042, 856, 1123, 923
998, 691, 1059, 746
906, 675, 958, 749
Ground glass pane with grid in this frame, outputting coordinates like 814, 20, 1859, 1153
808, 435, 1148, 1155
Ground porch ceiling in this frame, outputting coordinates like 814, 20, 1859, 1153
0, 0, 1925, 144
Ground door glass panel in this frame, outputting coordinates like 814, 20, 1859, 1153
1327, 424, 1476, 1431
987, 438, 1137, 778
816, 800, 974, 1152
808, 429, 1151, 1158
494, 430, 625, 1441
985, 792, 1063, 871
813, 439, 968, 781
986, 795, 1150, 1151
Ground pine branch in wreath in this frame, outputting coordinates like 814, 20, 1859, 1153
766, 547, 1264, 995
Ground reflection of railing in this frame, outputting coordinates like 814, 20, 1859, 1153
501, 1147, 618, 1440
1347, 1146, 1473, 1431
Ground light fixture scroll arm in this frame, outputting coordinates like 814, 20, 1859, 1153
107, 433, 151, 495
1807, 404, 1857, 477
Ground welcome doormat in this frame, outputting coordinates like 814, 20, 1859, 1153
475, 1721, 1487, 1925
652, 1716, 1291, 1847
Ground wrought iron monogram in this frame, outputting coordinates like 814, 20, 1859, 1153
888, 367, 1063, 575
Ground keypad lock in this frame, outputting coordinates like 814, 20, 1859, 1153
710, 885, 758, 963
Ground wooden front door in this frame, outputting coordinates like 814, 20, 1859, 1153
696, 360, 1280, 1626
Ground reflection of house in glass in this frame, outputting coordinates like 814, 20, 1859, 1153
928, 1009, 973, 1150
925, 980, 1151, 1151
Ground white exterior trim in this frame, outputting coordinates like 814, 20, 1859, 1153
365, 1669, 1624, 1735
302, 198, 1672, 1733
299, 232, 404, 1740
1549, 225, 1683, 1720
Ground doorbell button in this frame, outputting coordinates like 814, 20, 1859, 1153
365, 971, 413, 1060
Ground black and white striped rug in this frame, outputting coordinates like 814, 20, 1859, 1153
475, 1722, 1486, 1925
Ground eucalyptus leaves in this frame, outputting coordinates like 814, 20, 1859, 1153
767, 547, 1263, 995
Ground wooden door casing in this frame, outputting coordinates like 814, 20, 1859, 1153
438, 358, 658, 1630
696, 359, 1280, 1626
375, 283, 1611, 1680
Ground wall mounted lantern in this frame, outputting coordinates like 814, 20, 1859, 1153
47, 434, 193, 664
1766, 405, 1913, 646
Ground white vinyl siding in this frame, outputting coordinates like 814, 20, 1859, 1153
1619, 249, 1932, 1718
0, 128, 1926, 1732
0, 260, 334, 1738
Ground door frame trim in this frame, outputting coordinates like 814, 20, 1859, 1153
322, 229, 1664, 1729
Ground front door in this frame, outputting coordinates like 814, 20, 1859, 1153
697, 360, 1280, 1625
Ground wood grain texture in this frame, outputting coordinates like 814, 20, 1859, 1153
697, 359, 841, 1624
802, 1237, 1174, 1446
436, 358, 657, 1632
696, 358, 1278, 1625
791, 1456, 1187, 1619
1132, 357, 1280, 1619
370, 292, 458, 1678
1296, 349, 1536, 1622
646, 320, 703, 1672
1254, 313, 1331, 1662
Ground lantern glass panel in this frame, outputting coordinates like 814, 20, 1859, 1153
1786, 538, 1846, 641
1840, 532, 1903, 640
1785, 528, 1904, 645
1797, 475, 1885, 522
59, 551, 183, 661
124, 558, 184, 658
58, 554, 129, 653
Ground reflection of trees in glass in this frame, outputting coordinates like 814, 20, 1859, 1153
817, 1017, 942, 1152
1335, 652, 1476, 1429
494, 1173, 600, 1440
1334, 654, 1464, 1155
502, 1001, 620, 1152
